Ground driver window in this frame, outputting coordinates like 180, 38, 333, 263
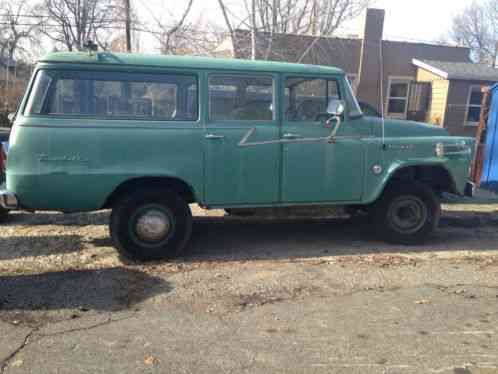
285, 78, 340, 121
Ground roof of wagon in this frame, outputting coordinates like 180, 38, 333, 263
38, 52, 344, 75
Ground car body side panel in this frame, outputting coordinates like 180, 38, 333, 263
361, 136, 473, 204
7, 116, 204, 211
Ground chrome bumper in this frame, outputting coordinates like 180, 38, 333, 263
0, 189, 18, 209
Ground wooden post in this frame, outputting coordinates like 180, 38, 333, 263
470, 86, 491, 185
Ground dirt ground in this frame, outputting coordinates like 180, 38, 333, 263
1, 204, 498, 373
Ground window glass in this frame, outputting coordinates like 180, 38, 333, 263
24, 70, 54, 115
469, 89, 483, 106
209, 75, 274, 121
386, 79, 410, 117
466, 86, 483, 125
27, 70, 198, 121
388, 99, 406, 114
389, 83, 408, 98
467, 107, 481, 123
285, 78, 340, 121
344, 77, 362, 118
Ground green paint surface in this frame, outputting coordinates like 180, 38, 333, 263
6, 53, 474, 211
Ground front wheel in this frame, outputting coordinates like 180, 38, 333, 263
110, 188, 192, 261
371, 181, 440, 245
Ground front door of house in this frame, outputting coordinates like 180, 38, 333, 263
280, 75, 367, 203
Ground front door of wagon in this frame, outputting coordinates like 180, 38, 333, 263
203, 74, 280, 205
280, 76, 367, 203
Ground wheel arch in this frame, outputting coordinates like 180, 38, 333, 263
102, 176, 198, 209
367, 163, 457, 204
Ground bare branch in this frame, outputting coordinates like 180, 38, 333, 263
0, 0, 43, 60
40, 0, 119, 51
450, 0, 498, 66
216, 0, 370, 60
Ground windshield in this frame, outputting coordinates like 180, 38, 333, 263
344, 77, 363, 118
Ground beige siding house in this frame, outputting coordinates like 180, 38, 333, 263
415, 69, 450, 127
413, 59, 498, 137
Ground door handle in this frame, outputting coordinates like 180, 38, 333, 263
205, 134, 225, 140
282, 133, 301, 140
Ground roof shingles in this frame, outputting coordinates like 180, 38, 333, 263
414, 59, 498, 82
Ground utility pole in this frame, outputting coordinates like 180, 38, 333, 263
125, 0, 131, 52
494, 41, 498, 68
250, 0, 256, 60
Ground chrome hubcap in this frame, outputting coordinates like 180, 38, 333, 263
135, 210, 171, 242
388, 196, 428, 234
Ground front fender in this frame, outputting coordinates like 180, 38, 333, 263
361, 159, 454, 205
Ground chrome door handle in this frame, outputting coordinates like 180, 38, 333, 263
282, 133, 301, 140
205, 134, 225, 140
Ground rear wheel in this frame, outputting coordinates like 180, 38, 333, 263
372, 181, 440, 245
0, 207, 8, 223
110, 188, 192, 261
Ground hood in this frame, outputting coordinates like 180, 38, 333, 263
369, 117, 449, 137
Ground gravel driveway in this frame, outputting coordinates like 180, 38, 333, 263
1, 204, 497, 373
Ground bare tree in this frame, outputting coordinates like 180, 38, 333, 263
138, 0, 195, 55
450, 0, 497, 66
41, 0, 119, 51
0, 0, 43, 111
109, 0, 140, 52
162, 21, 227, 56
218, 0, 370, 60
0, 0, 43, 60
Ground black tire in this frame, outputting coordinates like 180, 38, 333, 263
224, 208, 255, 217
371, 181, 440, 245
110, 188, 192, 261
0, 207, 8, 223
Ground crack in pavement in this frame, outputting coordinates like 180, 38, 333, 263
37, 311, 138, 339
1, 282, 496, 372
0, 328, 37, 374
0, 311, 138, 373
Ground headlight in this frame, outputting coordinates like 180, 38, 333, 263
435, 141, 471, 157
435, 142, 444, 157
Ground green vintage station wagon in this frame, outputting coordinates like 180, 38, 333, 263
0, 52, 475, 260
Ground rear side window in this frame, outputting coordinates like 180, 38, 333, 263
25, 70, 198, 121
209, 75, 274, 121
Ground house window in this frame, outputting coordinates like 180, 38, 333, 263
386, 78, 411, 119
465, 86, 483, 126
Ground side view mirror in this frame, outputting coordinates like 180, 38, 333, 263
326, 99, 345, 116
7, 112, 15, 124
326, 99, 345, 144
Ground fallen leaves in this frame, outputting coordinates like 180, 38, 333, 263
333, 254, 418, 268
144, 355, 159, 366
10, 359, 23, 368
414, 299, 431, 304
